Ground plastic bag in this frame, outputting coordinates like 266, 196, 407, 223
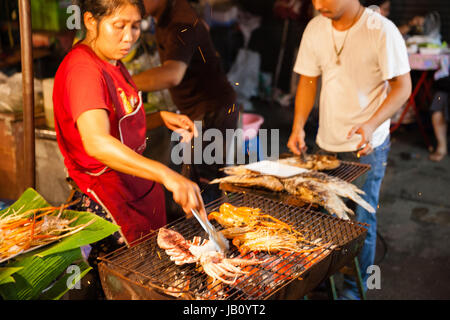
0, 73, 43, 113
227, 48, 261, 100
423, 11, 441, 41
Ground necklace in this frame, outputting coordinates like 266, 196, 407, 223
331, 5, 363, 65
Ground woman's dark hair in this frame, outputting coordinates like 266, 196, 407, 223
75, 0, 145, 21
363, 0, 390, 7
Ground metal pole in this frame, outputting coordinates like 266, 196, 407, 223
18, 0, 36, 190
271, 19, 290, 104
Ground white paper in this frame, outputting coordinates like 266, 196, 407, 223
244, 160, 309, 178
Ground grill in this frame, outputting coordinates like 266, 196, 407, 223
98, 161, 370, 300
98, 194, 367, 300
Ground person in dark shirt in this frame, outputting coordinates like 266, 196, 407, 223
133, 0, 238, 204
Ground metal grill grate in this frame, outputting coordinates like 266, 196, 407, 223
324, 161, 370, 183
99, 192, 367, 300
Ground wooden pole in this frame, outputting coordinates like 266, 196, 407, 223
18, 0, 36, 190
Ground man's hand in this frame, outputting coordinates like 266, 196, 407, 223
132, 60, 188, 92
160, 111, 198, 143
347, 122, 377, 157
287, 127, 307, 155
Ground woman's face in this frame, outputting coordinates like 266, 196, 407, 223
86, 4, 142, 61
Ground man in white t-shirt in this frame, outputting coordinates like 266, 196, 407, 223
288, 0, 411, 299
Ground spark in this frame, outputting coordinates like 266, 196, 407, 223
235, 82, 240, 86
198, 46, 206, 63
181, 28, 188, 33
177, 34, 186, 45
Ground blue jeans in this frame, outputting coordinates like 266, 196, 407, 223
340, 136, 391, 300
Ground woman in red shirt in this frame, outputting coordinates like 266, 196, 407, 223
53, 0, 206, 249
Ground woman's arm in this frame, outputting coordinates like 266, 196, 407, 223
77, 109, 206, 218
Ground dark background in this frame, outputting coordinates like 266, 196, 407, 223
388, 0, 450, 44
0, 0, 449, 92
213, 0, 450, 93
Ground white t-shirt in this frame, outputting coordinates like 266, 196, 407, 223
294, 8, 410, 152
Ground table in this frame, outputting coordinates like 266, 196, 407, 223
390, 52, 450, 150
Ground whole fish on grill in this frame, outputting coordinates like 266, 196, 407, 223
291, 172, 374, 214
211, 164, 374, 220
278, 154, 341, 171
282, 178, 355, 220
210, 174, 284, 192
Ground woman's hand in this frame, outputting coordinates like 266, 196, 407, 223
163, 171, 207, 221
160, 111, 198, 143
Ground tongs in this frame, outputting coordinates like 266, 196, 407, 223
191, 209, 229, 253
298, 146, 308, 163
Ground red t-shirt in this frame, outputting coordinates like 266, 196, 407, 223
53, 44, 143, 183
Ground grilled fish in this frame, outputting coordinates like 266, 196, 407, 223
278, 154, 341, 171
282, 178, 354, 220
286, 172, 375, 215
211, 162, 374, 220
210, 174, 284, 192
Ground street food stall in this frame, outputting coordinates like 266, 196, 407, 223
0, 0, 371, 301
2, 0, 449, 303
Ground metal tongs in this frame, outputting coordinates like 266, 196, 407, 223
298, 146, 308, 163
191, 209, 229, 253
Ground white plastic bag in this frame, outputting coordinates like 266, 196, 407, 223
0, 73, 43, 113
227, 48, 261, 100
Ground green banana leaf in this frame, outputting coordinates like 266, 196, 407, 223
0, 188, 49, 215
0, 188, 120, 300
38, 259, 92, 300
0, 267, 23, 285
0, 247, 84, 300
